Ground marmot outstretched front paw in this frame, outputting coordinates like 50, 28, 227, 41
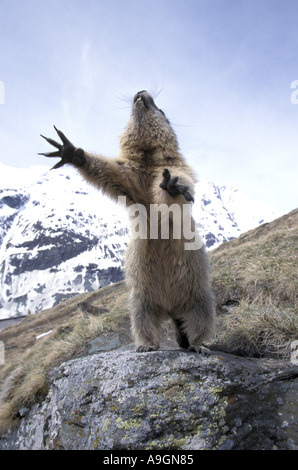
159, 169, 194, 202
39, 126, 85, 170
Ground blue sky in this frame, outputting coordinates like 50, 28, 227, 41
0, 0, 298, 213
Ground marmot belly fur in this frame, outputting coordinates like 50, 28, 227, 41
40, 90, 215, 354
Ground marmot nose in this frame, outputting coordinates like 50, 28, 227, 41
134, 90, 148, 102
134, 91, 157, 110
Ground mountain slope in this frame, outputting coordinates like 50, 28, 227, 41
0, 208, 297, 437
0, 165, 128, 318
211, 208, 298, 357
1, 208, 296, 362
0, 163, 281, 319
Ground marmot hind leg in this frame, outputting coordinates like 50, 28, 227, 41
172, 318, 190, 350
130, 296, 161, 352
174, 295, 215, 356
173, 318, 211, 355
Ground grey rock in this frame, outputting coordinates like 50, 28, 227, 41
0, 350, 297, 450
17, 407, 30, 418
88, 333, 121, 354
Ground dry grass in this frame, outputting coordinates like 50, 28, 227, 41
0, 209, 297, 434
0, 282, 130, 434
214, 300, 297, 357
210, 208, 298, 357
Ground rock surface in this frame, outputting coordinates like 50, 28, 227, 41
1, 348, 297, 450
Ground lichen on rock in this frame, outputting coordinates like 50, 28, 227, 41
0, 349, 297, 450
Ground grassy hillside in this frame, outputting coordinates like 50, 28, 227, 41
210, 208, 297, 357
0, 282, 131, 432
0, 208, 297, 433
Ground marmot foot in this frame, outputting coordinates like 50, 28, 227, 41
159, 168, 194, 203
188, 345, 211, 356
136, 345, 158, 353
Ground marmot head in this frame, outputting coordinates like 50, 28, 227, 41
120, 90, 179, 153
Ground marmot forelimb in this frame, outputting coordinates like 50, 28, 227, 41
39, 90, 215, 354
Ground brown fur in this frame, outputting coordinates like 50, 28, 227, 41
42, 91, 215, 353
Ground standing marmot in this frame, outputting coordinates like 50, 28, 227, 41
40, 90, 215, 354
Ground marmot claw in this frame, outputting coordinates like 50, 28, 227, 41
39, 125, 85, 170
159, 169, 194, 203
136, 345, 158, 352
188, 345, 211, 356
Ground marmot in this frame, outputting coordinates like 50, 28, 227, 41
40, 90, 215, 354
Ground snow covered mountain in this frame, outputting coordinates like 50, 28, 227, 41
0, 163, 281, 319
